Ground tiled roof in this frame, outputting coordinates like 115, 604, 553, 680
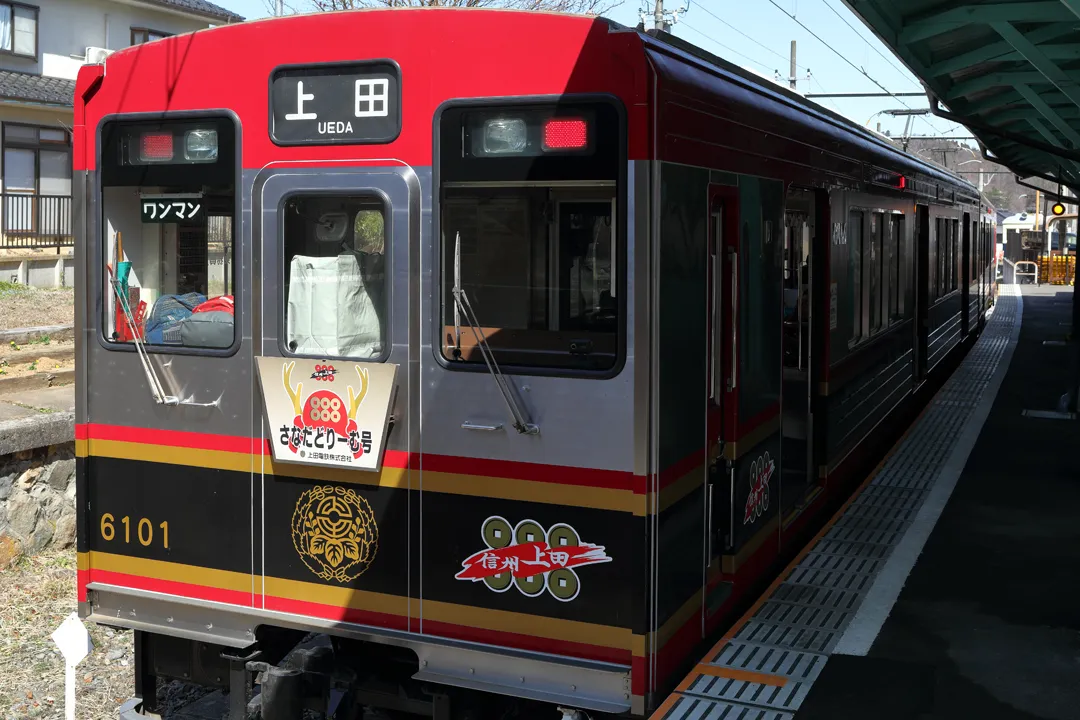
0, 71, 75, 107
140, 0, 245, 23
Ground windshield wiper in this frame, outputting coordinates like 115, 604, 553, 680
107, 233, 218, 408
452, 231, 539, 435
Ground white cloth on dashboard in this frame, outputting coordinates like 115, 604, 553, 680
286, 254, 381, 358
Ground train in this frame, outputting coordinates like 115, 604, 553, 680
72, 9, 995, 720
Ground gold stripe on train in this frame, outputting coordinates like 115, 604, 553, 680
89, 550, 253, 593
628, 589, 705, 660
80, 441, 635, 512
722, 415, 781, 462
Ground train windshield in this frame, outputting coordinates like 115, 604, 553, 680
438, 101, 623, 372
441, 187, 616, 370
99, 117, 236, 350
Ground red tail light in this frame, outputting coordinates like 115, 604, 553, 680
543, 118, 587, 151
140, 133, 174, 161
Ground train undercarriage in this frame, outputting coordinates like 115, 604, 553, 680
120, 627, 602, 720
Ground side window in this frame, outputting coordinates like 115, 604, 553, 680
849, 209, 864, 344
283, 195, 388, 360
869, 212, 883, 334
931, 217, 941, 300
952, 220, 960, 291
892, 214, 904, 320
945, 220, 952, 293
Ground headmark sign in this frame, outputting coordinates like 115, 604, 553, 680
255, 357, 397, 471
455, 516, 612, 602
269, 61, 401, 146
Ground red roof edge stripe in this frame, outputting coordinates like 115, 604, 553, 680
420, 452, 633, 490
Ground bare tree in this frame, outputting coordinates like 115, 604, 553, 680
265, 0, 621, 16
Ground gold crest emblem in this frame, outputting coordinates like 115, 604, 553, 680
291, 485, 379, 582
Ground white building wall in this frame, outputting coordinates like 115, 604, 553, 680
0, 0, 221, 80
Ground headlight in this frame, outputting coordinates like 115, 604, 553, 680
184, 129, 218, 161
482, 118, 527, 155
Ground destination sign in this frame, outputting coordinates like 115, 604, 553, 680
270, 62, 401, 146
140, 194, 204, 224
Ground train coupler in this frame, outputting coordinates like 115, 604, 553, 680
246, 643, 363, 719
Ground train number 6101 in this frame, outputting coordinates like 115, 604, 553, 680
100, 513, 169, 549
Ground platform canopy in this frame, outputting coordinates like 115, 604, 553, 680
843, 1, 1080, 192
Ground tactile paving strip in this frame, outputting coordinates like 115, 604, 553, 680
658, 287, 1019, 720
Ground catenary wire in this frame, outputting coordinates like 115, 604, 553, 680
764, 0, 957, 136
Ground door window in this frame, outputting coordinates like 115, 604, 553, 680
282, 195, 388, 360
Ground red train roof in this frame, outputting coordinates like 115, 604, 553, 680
74, 9, 648, 171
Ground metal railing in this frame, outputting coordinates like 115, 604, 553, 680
1014, 260, 1039, 285
0, 193, 73, 252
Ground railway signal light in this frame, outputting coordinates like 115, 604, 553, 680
1051, 201, 1066, 216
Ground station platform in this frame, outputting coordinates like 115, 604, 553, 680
654, 283, 1080, 720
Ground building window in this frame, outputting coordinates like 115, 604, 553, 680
0, 2, 37, 58
131, 27, 170, 46
3, 123, 71, 195
2, 124, 70, 237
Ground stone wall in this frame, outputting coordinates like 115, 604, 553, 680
0, 442, 76, 566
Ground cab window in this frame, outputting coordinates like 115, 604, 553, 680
100, 117, 236, 350
437, 101, 623, 373
440, 188, 616, 370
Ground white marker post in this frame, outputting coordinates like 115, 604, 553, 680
51, 612, 93, 720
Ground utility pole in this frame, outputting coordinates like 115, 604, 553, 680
789, 41, 797, 90
276, 0, 284, 16
646, 0, 687, 32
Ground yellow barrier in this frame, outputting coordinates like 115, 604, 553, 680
1037, 255, 1076, 285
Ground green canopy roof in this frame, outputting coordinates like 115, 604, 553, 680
843, 0, 1080, 191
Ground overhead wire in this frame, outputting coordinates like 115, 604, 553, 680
694, 3, 806, 70
818, 0, 921, 91
680, 21, 779, 76
763, 0, 958, 137
810, 76, 845, 115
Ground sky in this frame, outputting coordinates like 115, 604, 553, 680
214, 0, 973, 155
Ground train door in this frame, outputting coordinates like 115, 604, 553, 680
982, 218, 987, 323
961, 212, 971, 336
704, 184, 737, 627
780, 188, 817, 515
914, 204, 930, 381
253, 166, 417, 627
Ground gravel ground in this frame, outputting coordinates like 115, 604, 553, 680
0, 550, 215, 720
0, 551, 132, 719
0, 284, 74, 331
